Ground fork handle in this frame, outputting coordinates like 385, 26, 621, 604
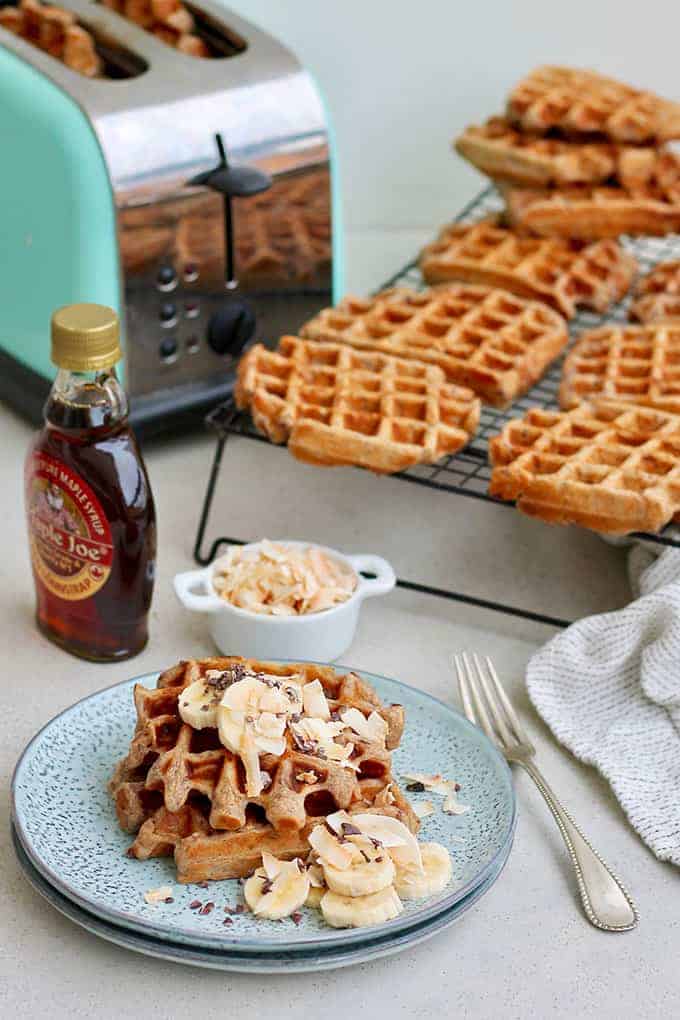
518, 759, 638, 932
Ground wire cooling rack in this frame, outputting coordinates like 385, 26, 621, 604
202, 185, 680, 547
193, 186, 680, 625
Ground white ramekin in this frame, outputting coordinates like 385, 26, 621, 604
173, 539, 396, 662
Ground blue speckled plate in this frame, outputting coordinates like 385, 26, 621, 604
13, 823, 511, 972
11, 665, 515, 954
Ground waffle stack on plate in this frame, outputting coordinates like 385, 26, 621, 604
454, 66, 680, 240
110, 657, 418, 883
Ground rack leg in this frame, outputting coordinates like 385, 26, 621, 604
193, 433, 229, 566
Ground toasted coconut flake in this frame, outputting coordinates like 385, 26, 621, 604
143, 885, 173, 905
351, 813, 423, 872
403, 772, 470, 815
412, 800, 436, 820
340, 707, 388, 745
211, 541, 357, 617
261, 850, 283, 881
302, 679, 331, 720
442, 791, 470, 816
295, 770, 319, 785
308, 823, 355, 870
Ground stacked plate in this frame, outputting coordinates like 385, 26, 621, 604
11, 666, 516, 973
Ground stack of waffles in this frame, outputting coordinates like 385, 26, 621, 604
109, 657, 418, 883
0, 0, 101, 76
454, 66, 680, 240
101, 0, 209, 57
415, 64, 680, 536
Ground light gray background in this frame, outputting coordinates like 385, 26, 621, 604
3, 2, 680, 1016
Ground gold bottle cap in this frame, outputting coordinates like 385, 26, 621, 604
51, 304, 122, 372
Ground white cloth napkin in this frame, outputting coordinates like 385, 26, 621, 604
527, 546, 680, 866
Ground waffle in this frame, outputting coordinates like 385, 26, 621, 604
489, 400, 680, 534
419, 219, 635, 318
110, 657, 418, 882
172, 783, 416, 883
1, 0, 101, 76
235, 336, 480, 473
300, 283, 568, 407
455, 118, 623, 187
506, 66, 680, 144
559, 323, 680, 414
502, 151, 680, 240
630, 261, 680, 323
101, 0, 209, 57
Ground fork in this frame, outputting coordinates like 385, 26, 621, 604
454, 652, 638, 932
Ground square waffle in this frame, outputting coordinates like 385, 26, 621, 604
630, 261, 680, 323
559, 323, 680, 413
110, 658, 418, 882
1, 0, 101, 76
455, 117, 622, 188
502, 152, 680, 239
489, 401, 680, 534
300, 284, 568, 407
506, 66, 680, 144
235, 335, 481, 473
418, 219, 635, 318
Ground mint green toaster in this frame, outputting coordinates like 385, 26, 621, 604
0, 1, 342, 436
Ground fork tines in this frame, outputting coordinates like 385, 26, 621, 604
454, 652, 532, 755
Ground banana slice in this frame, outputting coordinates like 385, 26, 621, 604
394, 842, 452, 900
177, 679, 220, 729
321, 887, 403, 929
244, 857, 310, 920
305, 885, 325, 908
323, 853, 395, 897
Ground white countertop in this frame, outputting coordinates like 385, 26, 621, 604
2, 363, 679, 1019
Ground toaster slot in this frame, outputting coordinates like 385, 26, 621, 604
0, 0, 148, 78
96, 0, 246, 59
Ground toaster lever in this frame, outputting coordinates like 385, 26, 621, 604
187, 163, 271, 198
187, 134, 272, 287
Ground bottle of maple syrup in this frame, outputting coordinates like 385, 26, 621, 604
24, 304, 156, 661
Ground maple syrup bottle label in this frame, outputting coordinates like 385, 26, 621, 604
26, 450, 114, 601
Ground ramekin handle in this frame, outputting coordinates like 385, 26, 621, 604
173, 568, 224, 614
348, 555, 397, 599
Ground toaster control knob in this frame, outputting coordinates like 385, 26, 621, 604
207, 300, 256, 357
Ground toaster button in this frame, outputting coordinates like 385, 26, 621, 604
160, 302, 178, 326
159, 337, 178, 362
157, 266, 177, 292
